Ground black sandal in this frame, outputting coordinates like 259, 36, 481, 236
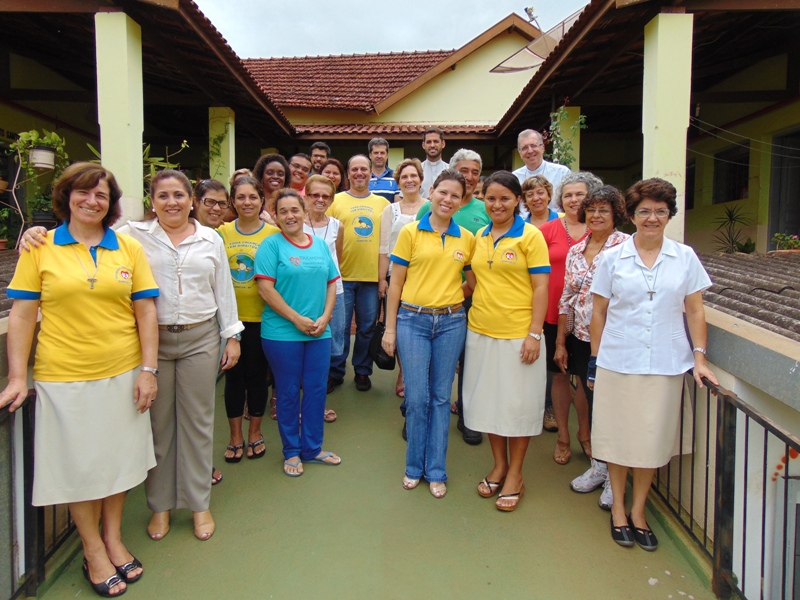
224, 443, 244, 463
83, 558, 126, 597
628, 514, 659, 551
247, 436, 266, 459
610, 515, 635, 547
113, 556, 142, 584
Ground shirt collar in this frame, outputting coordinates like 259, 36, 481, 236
418, 212, 461, 237
482, 214, 526, 238
371, 167, 393, 179
620, 233, 678, 265
53, 223, 119, 250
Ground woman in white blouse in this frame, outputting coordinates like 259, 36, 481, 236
588, 178, 717, 551
119, 169, 243, 542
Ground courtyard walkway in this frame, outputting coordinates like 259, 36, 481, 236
40, 369, 715, 600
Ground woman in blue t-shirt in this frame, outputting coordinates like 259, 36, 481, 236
255, 189, 342, 477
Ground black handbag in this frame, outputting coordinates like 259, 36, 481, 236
369, 299, 396, 371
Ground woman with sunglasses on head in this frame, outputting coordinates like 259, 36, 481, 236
588, 178, 717, 551
218, 176, 280, 462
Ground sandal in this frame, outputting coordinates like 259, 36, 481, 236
247, 436, 266, 459
113, 556, 143, 584
554, 440, 571, 465
211, 467, 223, 486
402, 476, 420, 490
429, 482, 447, 499
324, 407, 337, 422
283, 457, 303, 477
306, 451, 341, 465
496, 484, 525, 512
224, 443, 244, 464
193, 510, 215, 541
579, 437, 592, 458
477, 477, 506, 498
395, 387, 405, 398
83, 558, 126, 597
450, 402, 458, 415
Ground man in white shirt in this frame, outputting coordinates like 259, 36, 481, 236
512, 129, 571, 212
420, 127, 447, 198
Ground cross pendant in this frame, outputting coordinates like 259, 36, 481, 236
647, 291, 655, 301
88, 277, 97, 289
488, 260, 493, 270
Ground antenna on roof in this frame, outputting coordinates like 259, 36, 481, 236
524, 6, 543, 31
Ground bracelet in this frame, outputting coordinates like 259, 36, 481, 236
692, 347, 707, 356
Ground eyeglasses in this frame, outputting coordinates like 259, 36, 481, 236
634, 208, 670, 218
585, 208, 612, 216
290, 163, 311, 174
519, 143, 544, 152
307, 192, 332, 202
201, 198, 230, 209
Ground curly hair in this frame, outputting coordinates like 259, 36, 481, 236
577, 185, 627, 227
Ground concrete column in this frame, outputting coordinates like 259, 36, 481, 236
95, 12, 144, 222
556, 105, 582, 171
209, 107, 235, 184
642, 12, 693, 241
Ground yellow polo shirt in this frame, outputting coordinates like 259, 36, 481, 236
468, 215, 550, 339
390, 213, 474, 308
327, 191, 389, 282
7, 225, 159, 382
218, 220, 280, 322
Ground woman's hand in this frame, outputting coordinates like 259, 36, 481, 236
260, 210, 276, 226
693, 361, 718, 389
553, 343, 568, 374
19, 226, 48, 252
378, 279, 389, 299
381, 331, 396, 357
292, 315, 316, 336
309, 315, 330, 337
133, 371, 157, 413
0, 378, 30, 412
220, 338, 241, 371
520, 336, 540, 365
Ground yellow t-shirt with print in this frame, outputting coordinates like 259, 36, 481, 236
7, 225, 159, 382
468, 215, 551, 339
390, 214, 474, 308
218, 220, 280, 322
327, 191, 389, 282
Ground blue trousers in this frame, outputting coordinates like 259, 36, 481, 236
262, 338, 331, 460
329, 281, 379, 380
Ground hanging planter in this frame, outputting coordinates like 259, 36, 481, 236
29, 146, 56, 170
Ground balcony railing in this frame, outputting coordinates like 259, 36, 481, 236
652, 374, 799, 599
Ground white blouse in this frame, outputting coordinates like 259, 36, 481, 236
590, 234, 711, 376
304, 218, 343, 295
118, 219, 243, 339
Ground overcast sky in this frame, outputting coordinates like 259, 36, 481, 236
193, 0, 589, 58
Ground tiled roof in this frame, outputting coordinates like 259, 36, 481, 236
699, 252, 800, 343
243, 51, 455, 112
294, 123, 496, 137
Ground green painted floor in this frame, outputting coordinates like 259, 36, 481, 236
41, 368, 715, 600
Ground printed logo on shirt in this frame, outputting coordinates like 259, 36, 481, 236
229, 254, 255, 282
289, 256, 301, 266
453, 250, 466, 264
353, 216, 374, 238
115, 266, 132, 285
501, 250, 517, 264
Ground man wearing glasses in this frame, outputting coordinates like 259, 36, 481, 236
512, 129, 571, 213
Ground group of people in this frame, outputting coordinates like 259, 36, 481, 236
0, 127, 718, 597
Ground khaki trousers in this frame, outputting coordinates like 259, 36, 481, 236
145, 319, 219, 512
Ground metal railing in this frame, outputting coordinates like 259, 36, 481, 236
1, 392, 75, 600
652, 374, 800, 599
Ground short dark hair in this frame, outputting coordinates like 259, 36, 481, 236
578, 185, 627, 227
625, 177, 678, 218
230, 175, 265, 215
252, 153, 290, 188
150, 169, 192, 200
274, 188, 305, 214
423, 127, 444, 142
290, 153, 312, 165
431, 168, 467, 198
482, 171, 523, 214
194, 178, 228, 201
52, 162, 122, 228
368, 138, 389, 153
321, 158, 349, 192
309, 141, 330, 155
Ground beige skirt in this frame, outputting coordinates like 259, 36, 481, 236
33, 367, 156, 506
592, 367, 690, 468
463, 330, 547, 437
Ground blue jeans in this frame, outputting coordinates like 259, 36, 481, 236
329, 281, 379, 380
329, 293, 346, 358
397, 307, 467, 482
262, 338, 331, 460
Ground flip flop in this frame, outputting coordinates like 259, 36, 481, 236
211, 467, 223, 486
224, 443, 244, 464
305, 451, 341, 465
283, 457, 303, 477
247, 436, 266, 459
477, 477, 506, 498
324, 407, 337, 422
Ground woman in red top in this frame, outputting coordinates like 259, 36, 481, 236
538, 171, 602, 465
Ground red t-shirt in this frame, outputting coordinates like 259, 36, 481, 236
539, 218, 589, 325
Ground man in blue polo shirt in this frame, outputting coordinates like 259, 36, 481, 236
368, 137, 399, 203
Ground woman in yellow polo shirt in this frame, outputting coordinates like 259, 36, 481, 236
382, 169, 475, 499
1, 163, 159, 597
463, 170, 550, 512
218, 176, 280, 462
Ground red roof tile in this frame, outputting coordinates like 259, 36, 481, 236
243, 51, 455, 112
294, 123, 496, 138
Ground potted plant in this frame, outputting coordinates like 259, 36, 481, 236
771, 232, 800, 253
9, 129, 69, 223
0, 208, 10, 249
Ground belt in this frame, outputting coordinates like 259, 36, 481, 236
400, 302, 463, 315
158, 319, 211, 333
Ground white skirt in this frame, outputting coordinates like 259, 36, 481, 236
33, 367, 156, 506
463, 330, 546, 437
592, 367, 689, 469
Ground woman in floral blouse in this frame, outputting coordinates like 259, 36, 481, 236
553, 185, 628, 508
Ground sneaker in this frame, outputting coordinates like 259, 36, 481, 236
570, 459, 607, 493
354, 374, 372, 392
457, 416, 483, 445
327, 376, 343, 394
543, 405, 557, 432
599, 477, 613, 511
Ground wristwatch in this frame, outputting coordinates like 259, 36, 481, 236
230, 333, 242, 341
692, 347, 707, 356
142, 366, 159, 376
528, 332, 542, 341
